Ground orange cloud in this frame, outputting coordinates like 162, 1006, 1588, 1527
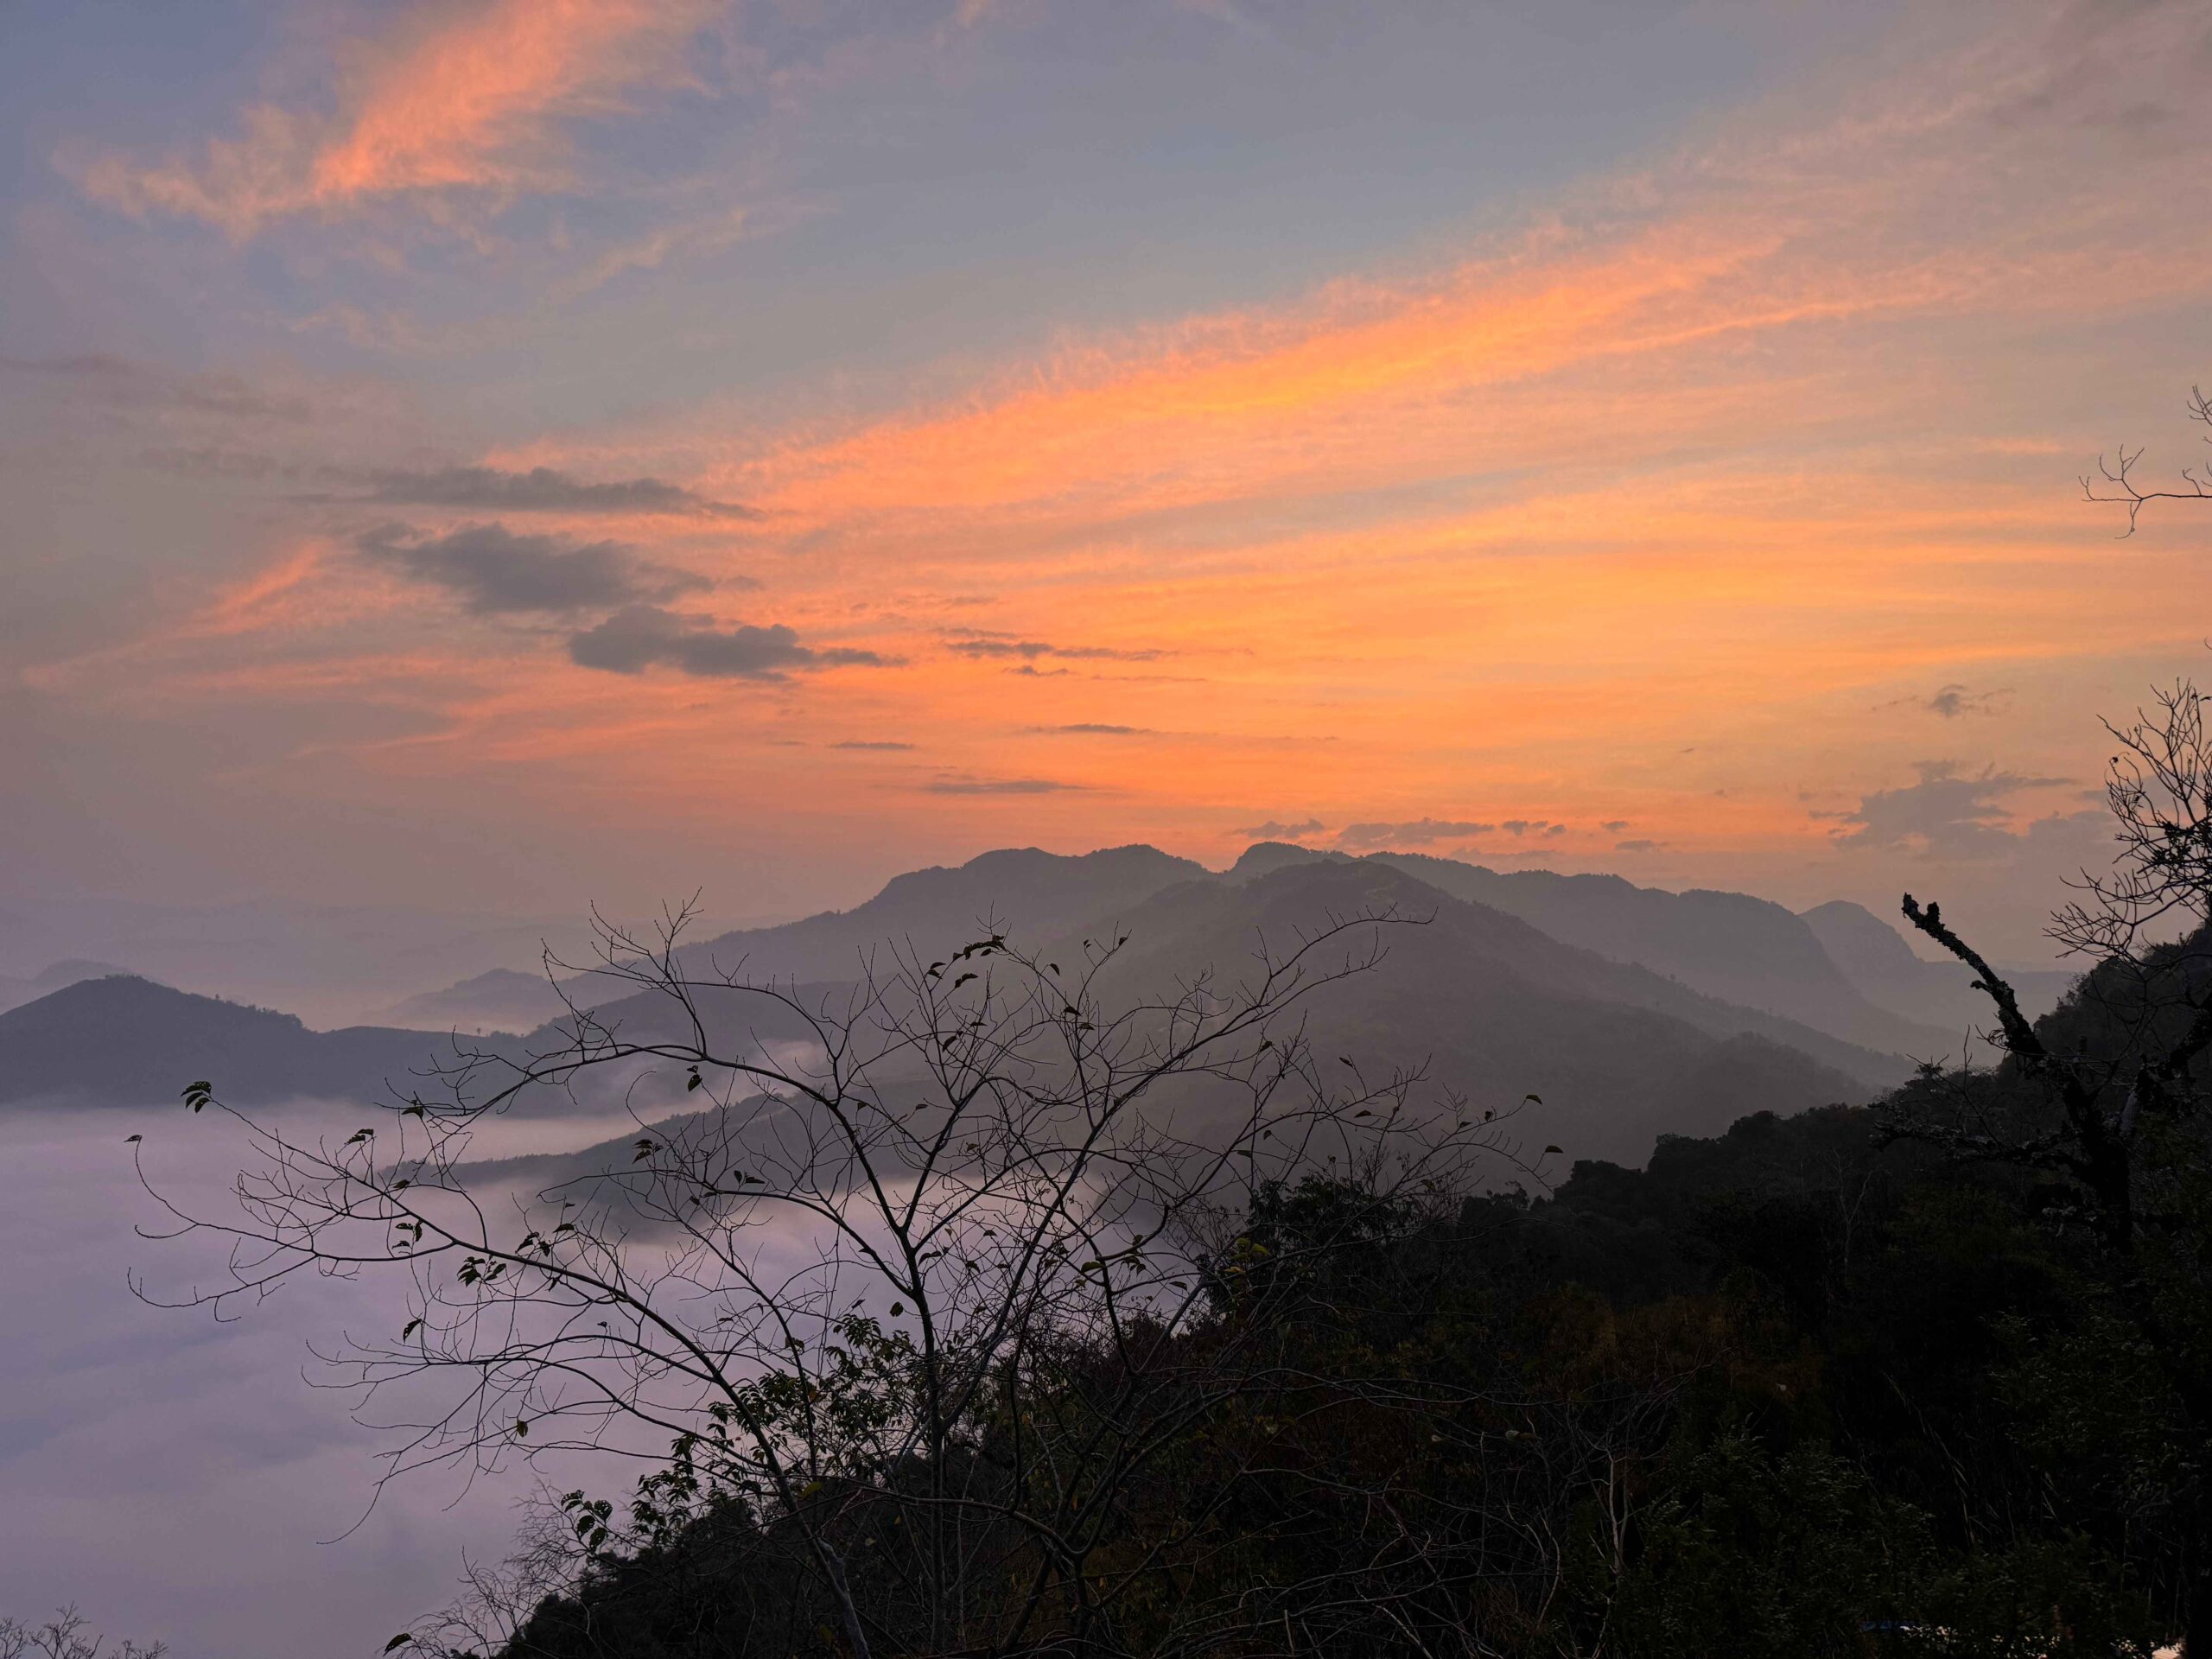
36, 0, 2212, 944
73, 0, 718, 234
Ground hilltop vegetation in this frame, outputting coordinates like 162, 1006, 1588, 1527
427, 935, 2205, 1656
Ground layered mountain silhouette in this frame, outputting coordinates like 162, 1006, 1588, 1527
6, 845, 1978, 1165
378, 966, 574, 1034
456, 858, 1893, 1185
1798, 899, 2077, 1037
1086, 860, 1891, 1165
655, 845, 1209, 986
1230, 843, 1960, 1057
0, 976, 522, 1109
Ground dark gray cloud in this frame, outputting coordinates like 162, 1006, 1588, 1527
1615, 838, 1663, 853
1236, 818, 1326, 841
361, 523, 715, 616
946, 637, 1163, 663
143, 445, 298, 481
355, 465, 760, 519
569, 606, 890, 680
1335, 817, 1496, 851
831, 740, 916, 751
1924, 683, 2007, 718
1827, 760, 2069, 857
1026, 723, 1152, 735
924, 776, 1084, 795
1600, 819, 1629, 833
1, 351, 309, 421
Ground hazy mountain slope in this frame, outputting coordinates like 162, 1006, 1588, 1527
526, 855, 1907, 1167
1063, 861, 1896, 1166
379, 967, 574, 1034
4, 853, 1915, 1167
0, 959, 134, 1016
0, 976, 521, 1109
1231, 843, 1954, 1058
653, 845, 1209, 987
1799, 900, 2079, 1036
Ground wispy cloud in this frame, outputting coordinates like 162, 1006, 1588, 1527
946, 638, 1165, 663
923, 776, 1084, 795
554, 205, 756, 301
346, 465, 758, 519
70, 0, 721, 235
1335, 817, 1497, 851
2, 352, 311, 422
24, 0, 2212, 957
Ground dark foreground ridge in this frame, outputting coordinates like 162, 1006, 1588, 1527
474, 935, 2194, 1656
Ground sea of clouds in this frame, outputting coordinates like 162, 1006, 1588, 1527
0, 1100, 646, 1658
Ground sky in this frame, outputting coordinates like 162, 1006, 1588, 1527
6, 0, 2212, 974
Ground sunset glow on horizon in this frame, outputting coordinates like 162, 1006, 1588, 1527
8, 0, 2212, 959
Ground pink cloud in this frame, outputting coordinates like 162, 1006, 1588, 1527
71, 0, 721, 235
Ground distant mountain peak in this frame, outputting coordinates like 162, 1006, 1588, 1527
30, 957, 134, 989
1228, 841, 1351, 880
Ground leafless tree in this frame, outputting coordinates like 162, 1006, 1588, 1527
2053, 680, 2212, 962
137, 906, 1535, 1657
0, 1609, 165, 1659
2083, 384, 2212, 534
1878, 677, 2212, 1651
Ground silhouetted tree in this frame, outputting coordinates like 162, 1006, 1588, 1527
2084, 384, 2212, 533
1881, 675, 2212, 1652
142, 906, 1535, 1657
0, 1608, 165, 1659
